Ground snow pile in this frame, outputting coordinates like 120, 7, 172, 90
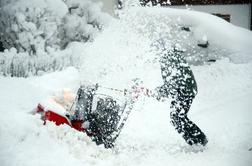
118, 6, 251, 63
0, 60, 252, 166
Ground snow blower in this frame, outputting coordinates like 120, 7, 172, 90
35, 84, 136, 148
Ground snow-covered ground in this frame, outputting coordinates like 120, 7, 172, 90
0, 59, 252, 166
1, 5, 252, 166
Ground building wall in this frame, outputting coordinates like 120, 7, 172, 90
171, 4, 251, 29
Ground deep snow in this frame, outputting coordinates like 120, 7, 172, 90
1, 5, 252, 166
0, 59, 252, 166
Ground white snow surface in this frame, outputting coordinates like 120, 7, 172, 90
1, 5, 252, 166
0, 60, 252, 166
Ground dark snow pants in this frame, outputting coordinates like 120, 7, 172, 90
169, 88, 208, 146
158, 49, 208, 146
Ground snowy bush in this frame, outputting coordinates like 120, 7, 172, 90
0, 0, 110, 77
60, 0, 110, 48
0, 46, 82, 77
0, 0, 67, 54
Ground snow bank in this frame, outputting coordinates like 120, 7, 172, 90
0, 59, 252, 166
126, 6, 252, 52
120, 7, 252, 63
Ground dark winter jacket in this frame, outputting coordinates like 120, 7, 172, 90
157, 48, 197, 99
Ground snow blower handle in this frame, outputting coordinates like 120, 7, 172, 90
96, 84, 159, 102
96, 85, 126, 94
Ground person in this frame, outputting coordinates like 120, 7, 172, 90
155, 42, 208, 146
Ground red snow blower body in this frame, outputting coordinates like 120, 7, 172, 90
36, 103, 85, 132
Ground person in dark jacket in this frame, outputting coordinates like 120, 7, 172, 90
155, 42, 208, 146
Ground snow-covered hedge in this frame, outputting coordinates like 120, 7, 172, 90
0, 45, 82, 77
0, 0, 110, 77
